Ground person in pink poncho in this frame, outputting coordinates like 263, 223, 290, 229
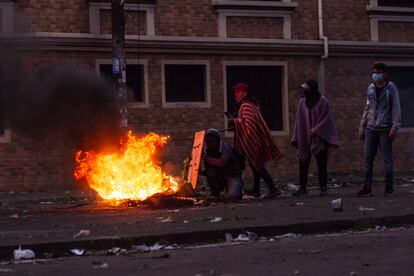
291, 80, 339, 196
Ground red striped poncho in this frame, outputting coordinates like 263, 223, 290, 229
234, 100, 283, 170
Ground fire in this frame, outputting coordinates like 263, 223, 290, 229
74, 131, 179, 202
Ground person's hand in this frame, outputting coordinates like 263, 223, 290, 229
358, 125, 365, 141
389, 130, 397, 139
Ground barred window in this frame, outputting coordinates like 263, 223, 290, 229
226, 65, 284, 131
387, 66, 414, 128
99, 64, 145, 102
164, 64, 207, 102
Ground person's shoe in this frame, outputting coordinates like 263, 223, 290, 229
357, 187, 372, 197
264, 188, 282, 199
292, 187, 307, 197
244, 189, 261, 198
319, 188, 328, 196
384, 188, 395, 196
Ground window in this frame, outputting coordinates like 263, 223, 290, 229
99, 64, 145, 103
386, 66, 414, 128
226, 65, 285, 132
378, 0, 414, 8
163, 63, 210, 105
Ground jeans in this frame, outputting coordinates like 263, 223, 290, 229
299, 145, 328, 189
364, 128, 394, 190
251, 166, 276, 192
205, 167, 243, 199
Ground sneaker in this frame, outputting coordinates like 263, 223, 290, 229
244, 189, 261, 198
292, 187, 308, 197
384, 188, 395, 196
357, 188, 372, 197
264, 188, 282, 199
319, 188, 328, 196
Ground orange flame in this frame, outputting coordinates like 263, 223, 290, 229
74, 131, 179, 202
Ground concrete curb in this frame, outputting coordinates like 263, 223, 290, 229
1, 213, 414, 260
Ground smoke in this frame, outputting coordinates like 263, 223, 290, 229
0, 52, 122, 151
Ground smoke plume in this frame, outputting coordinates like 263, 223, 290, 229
0, 52, 122, 151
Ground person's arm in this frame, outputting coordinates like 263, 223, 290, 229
390, 85, 402, 138
205, 145, 232, 168
358, 91, 370, 140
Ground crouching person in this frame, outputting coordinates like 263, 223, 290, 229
203, 129, 244, 200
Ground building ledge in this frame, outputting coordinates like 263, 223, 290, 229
213, 0, 297, 12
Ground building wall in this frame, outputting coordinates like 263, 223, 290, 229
1, 0, 414, 191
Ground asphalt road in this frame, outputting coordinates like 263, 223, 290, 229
2, 227, 414, 276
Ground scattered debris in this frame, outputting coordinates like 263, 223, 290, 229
358, 206, 376, 212
13, 247, 35, 261
70, 249, 85, 256
133, 243, 164, 252
74, 229, 90, 238
108, 247, 121, 254
40, 201, 53, 204
183, 220, 189, 224
210, 217, 222, 223
350, 271, 358, 276
277, 233, 301, 239
374, 225, 387, 231
225, 231, 258, 242
290, 202, 305, 207
332, 198, 343, 212
9, 214, 18, 219
235, 231, 258, 242
294, 270, 301, 274
160, 217, 173, 223
92, 261, 108, 269
287, 183, 299, 191
0, 268, 13, 273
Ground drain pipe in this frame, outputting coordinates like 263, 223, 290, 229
318, 0, 328, 93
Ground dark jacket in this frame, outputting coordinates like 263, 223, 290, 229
204, 143, 242, 177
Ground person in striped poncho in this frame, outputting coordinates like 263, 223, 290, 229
230, 83, 283, 199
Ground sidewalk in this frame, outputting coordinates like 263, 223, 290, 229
1, 173, 414, 260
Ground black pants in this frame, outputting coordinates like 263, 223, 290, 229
252, 166, 276, 192
299, 146, 328, 189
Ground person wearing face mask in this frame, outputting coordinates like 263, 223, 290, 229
357, 63, 402, 197
291, 80, 339, 196
229, 82, 283, 199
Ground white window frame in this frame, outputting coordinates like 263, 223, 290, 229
95, 58, 149, 108
161, 60, 211, 108
89, 2, 155, 35
377, 61, 414, 132
0, 1, 14, 34
222, 61, 289, 136
368, 0, 414, 41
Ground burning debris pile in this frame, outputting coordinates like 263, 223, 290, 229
0, 54, 193, 206
74, 131, 180, 203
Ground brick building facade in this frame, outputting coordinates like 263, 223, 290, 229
0, 0, 413, 191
